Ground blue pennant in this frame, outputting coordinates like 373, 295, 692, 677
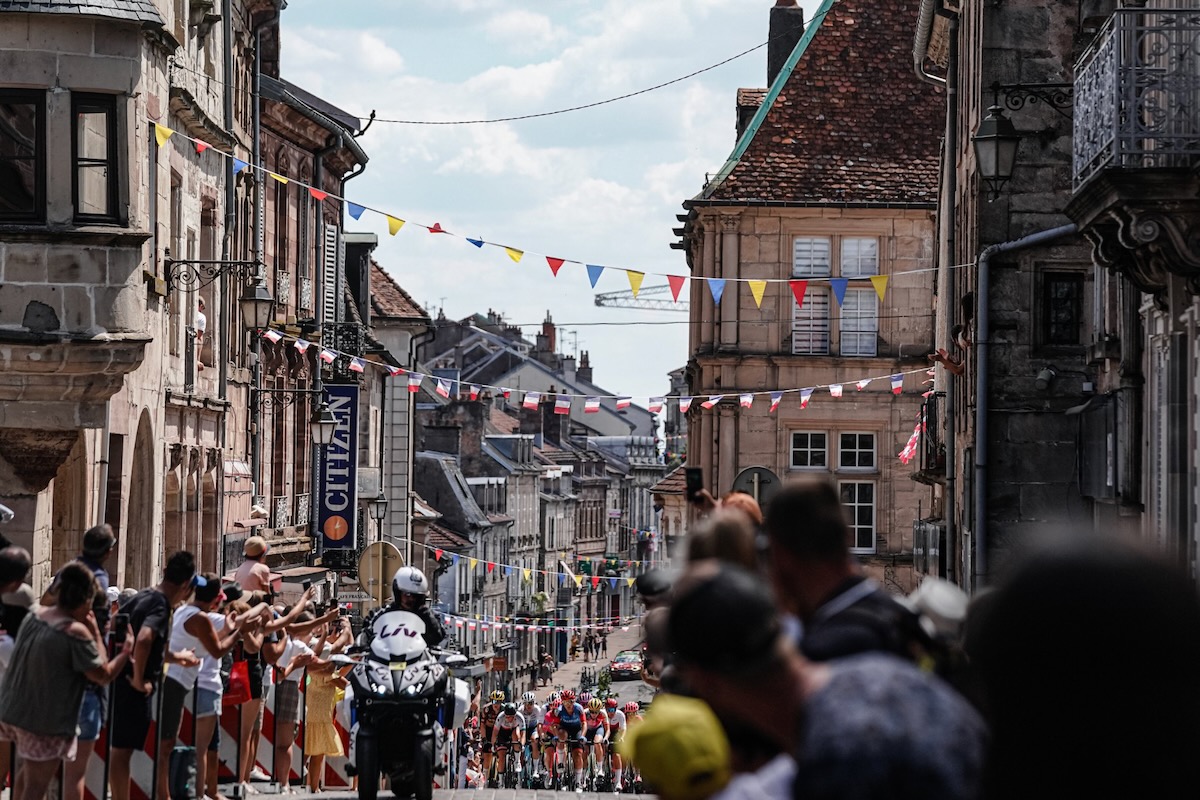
830, 278, 848, 306
467, 238, 484, 248
708, 278, 726, 304
347, 203, 366, 220
587, 264, 605, 288
232, 158, 248, 174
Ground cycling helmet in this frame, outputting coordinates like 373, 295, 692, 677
588, 698, 603, 712
561, 689, 576, 702
521, 691, 536, 704
548, 691, 560, 703
605, 698, 618, 709
489, 689, 505, 702
623, 702, 639, 715
503, 703, 517, 716
391, 566, 429, 605
579, 692, 592, 705
468, 716, 479, 729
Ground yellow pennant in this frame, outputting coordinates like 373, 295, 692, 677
626, 577, 635, 587
469, 557, 477, 570
573, 574, 583, 588
522, 568, 532, 582
154, 123, 173, 148
505, 247, 523, 263
387, 215, 405, 236
870, 274, 889, 301
748, 280, 768, 308
268, 172, 289, 185
627, 270, 645, 298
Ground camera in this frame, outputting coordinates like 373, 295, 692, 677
111, 613, 130, 648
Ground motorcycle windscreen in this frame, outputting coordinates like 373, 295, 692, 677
369, 610, 429, 664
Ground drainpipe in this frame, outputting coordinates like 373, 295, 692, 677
975, 223, 1077, 585
942, 13, 958, 580
913, 0, 946, 85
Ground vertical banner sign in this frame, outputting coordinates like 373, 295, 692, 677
318, 384, 358, 551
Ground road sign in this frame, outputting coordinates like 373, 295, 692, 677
337, 590, 375, 603
358, 540, 403, 606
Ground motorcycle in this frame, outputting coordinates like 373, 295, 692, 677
339, 609, 469, 800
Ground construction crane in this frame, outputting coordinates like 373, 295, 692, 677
593, 284, 689, 311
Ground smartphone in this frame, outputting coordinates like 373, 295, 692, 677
302, 578, 312, 592
685, 467, 704, 504
111, 613, 130, 648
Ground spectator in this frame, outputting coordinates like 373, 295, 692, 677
0, 546, 31, 597
686, 509, 759, 571
305, 619, 353, 792
109, 552, 203, 800
234, 536, 272, 594
0, 563, 131, 800
619, 693, 731, 800
0, 545, 32, 789
763, 477, 930, 663
273, 611, 328, 787
668, 560, 987, 800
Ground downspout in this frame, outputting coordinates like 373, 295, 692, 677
913, 0, 947, 85
975, 223, 1077, 585
218, 0, 235, 575
942, 12, 959, 581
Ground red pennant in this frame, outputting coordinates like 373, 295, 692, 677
667, 274, 686, 302
789, 279, 809, 308
487, 561, 495, 573
591, 576, 601, 589
309, 188, 328, 202
547, 257, 565, 276
428, 222, 446, 234
194, 141, 209, 155
434, 548, 444, 562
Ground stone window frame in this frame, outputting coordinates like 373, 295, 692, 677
790, 235, 881, 357
838, 479, 876, 554
71, 92, 120, 224
0, 88, 46, 223
788, 430, 828, 469
837, 431, 877, 472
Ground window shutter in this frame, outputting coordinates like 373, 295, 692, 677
322, 223, 342, 324
792, 287, 830, 354
840, 288, 878, 356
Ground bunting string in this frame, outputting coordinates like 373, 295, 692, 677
441, 610, 639, 634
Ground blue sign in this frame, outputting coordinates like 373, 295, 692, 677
317, 384, 358, 550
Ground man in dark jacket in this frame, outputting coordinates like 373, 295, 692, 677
363, 565, 445, 649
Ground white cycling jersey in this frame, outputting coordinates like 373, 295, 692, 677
494, 711, 526, 732
606, 709, 627, 734
520, 703, 543, 729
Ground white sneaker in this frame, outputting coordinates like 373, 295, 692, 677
240, 783, 258, 796
248, 768, 271, 782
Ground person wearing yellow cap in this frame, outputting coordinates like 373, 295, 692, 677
618, 694, 731, 800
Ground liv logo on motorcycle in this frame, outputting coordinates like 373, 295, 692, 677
339, 609, 469, 800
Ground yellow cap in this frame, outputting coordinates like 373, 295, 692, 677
618, 694, 731, 800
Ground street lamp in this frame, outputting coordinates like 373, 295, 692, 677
239, 276, 275, 331
972, 104, 1021, 201
310, 400, 338, 447
369, 490, 389, 522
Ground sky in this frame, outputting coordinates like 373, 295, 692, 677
279, 0, 823, 404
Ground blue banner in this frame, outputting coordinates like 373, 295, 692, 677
317, 384, 358, 550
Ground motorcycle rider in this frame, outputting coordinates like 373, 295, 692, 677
363, 566, 445, 649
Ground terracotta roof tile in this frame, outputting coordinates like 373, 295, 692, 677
488, 407, 520, 435
651, 466, 686, 495
427, 522, 471, 550
706, 0, 944, 205
370, 261, 429, 320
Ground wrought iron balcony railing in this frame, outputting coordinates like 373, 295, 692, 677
913, 391, 946, 485
1074, 9, 1200, 190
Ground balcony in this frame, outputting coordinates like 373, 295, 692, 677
1068, 9, 1200, 303
911, 392, 946, 486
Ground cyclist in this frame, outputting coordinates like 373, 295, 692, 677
519, 691, 544, 776
605, 697, 628, 791
479, 689, 506, 782
541, 698, 562, 781
556, 689, 587, 790
621, 702, 644, 791
490, 703, 526, 786
583, 697, 611, 785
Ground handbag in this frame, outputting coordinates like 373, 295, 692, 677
222, 658, 251, 706
169, 745, 197, 800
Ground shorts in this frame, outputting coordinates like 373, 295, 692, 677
193, 687, 222, 719
585, 725, 604, 742
247, 655, 266, 701
0, 721, 77, 762
275, 680, 301, 727
158, 677, 190, 741
560, 724, 584, 749
110, 678, 154, 750
77, 689, 104, 741
494, 728, 517, 748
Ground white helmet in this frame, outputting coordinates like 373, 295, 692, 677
392, 566, 429, 604
521, 691, 536, 704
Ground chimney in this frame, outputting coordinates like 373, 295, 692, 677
577, 351, 593, 383
542, 310, 556, 354
519, 405, 543, 445
768, 0, 805, 87
561, 355, 576, 384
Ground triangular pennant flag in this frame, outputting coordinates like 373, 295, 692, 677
857, 378, 871, 391
154, 123, 173, 148
487, 561, 495, 574
626, 577, 635, 587
308, 187, 327, 201
434, 549, 444, 562
194, 141, 209, 155
466, 238, 484, 248
451, 554, 459, 565
232, 158, 248, 174
608, 577, 618, 590
748, 280, 768, 308
347, 202, 365, 220
469, 558, 478, 571
268, 172, 288, 184
573, 575, 583, 589
830, 278, 849, 306
667, 274, 687, 302
586, 264, 604, 288
501, 388, 512, 399
701, 395, 723, 409
387, 365, 404, 377
829, 384, 843, 398
547, 257, 565, 276
769, 391, 783, 412
348, 357, 365, 373
870, 274, 889, 300
428, 222, 447, 234
800, 388, 814, 409
739, 393, 754, 409
648, 397, 665, 413
522, 568, 531, 582
262, 329, 283, 343
678, 396, 694, 413
504, 565, 512, 577
707, 278, 726, 305
319, 348, 336, 364
891, 374, 904, 395
505, 247, 523, 263
626, 271, 644, 298
435, 378, 451, 398
386, 216, 404, 235
591, 576, 601, 590
789, 279, 808, 308
294, 339, 310, 353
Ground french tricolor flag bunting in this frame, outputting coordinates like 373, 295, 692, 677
891, 374, 904, 395
554, 395, 571, 415
616, 396, 631, 410
435, 378, 452, 398
678, 396, 693, 413
648, 397, 664, 413
769, 391, 783, 413
294, 338, 310, 353
386, 365, 404, 377
262, 329, 283, 343
469, 385, 480, 401
584, 397, 601, 413
739, 393, 754, 409
856, 378, 871, 391
349, 357, 365, 373
701, 395, 723, 409
800, 388, 814, 409
523, 391, 541, 410
407, 373, 424, 393
501, 388, 512, 399
318, 348, 336, 364
829, 384, 843, 398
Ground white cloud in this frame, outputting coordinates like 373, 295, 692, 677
358, 33, 405, 74
483, 10, 565, 54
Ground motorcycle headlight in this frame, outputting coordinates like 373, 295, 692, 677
404, 684, 419, 696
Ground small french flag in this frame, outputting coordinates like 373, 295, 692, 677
584, 397, 601, 413
319, 348, 336, 364
501, 388, 512, 399
648, 397, 665, 413
554, 395, 571, 415
348, 357, 365, 373
829, 384, 843, 398
408, 373, 424, 393
616, 396, 631, 410
769, 391, 783, 413
856, 378, 871, 391
891, 374, 904, 395
800, 388, 814, 409
468, 385, 480, 401
523, 392, 541, 410
739, 394, 754, 409
294, 338, 310, 353
435, 378, 451, 398
678, 396, 693, 413
701, 395, 723, 409
262, 329, 283, 344
386, 365, 404, 377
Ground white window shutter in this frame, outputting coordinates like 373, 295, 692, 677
322, 223, 342, 324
